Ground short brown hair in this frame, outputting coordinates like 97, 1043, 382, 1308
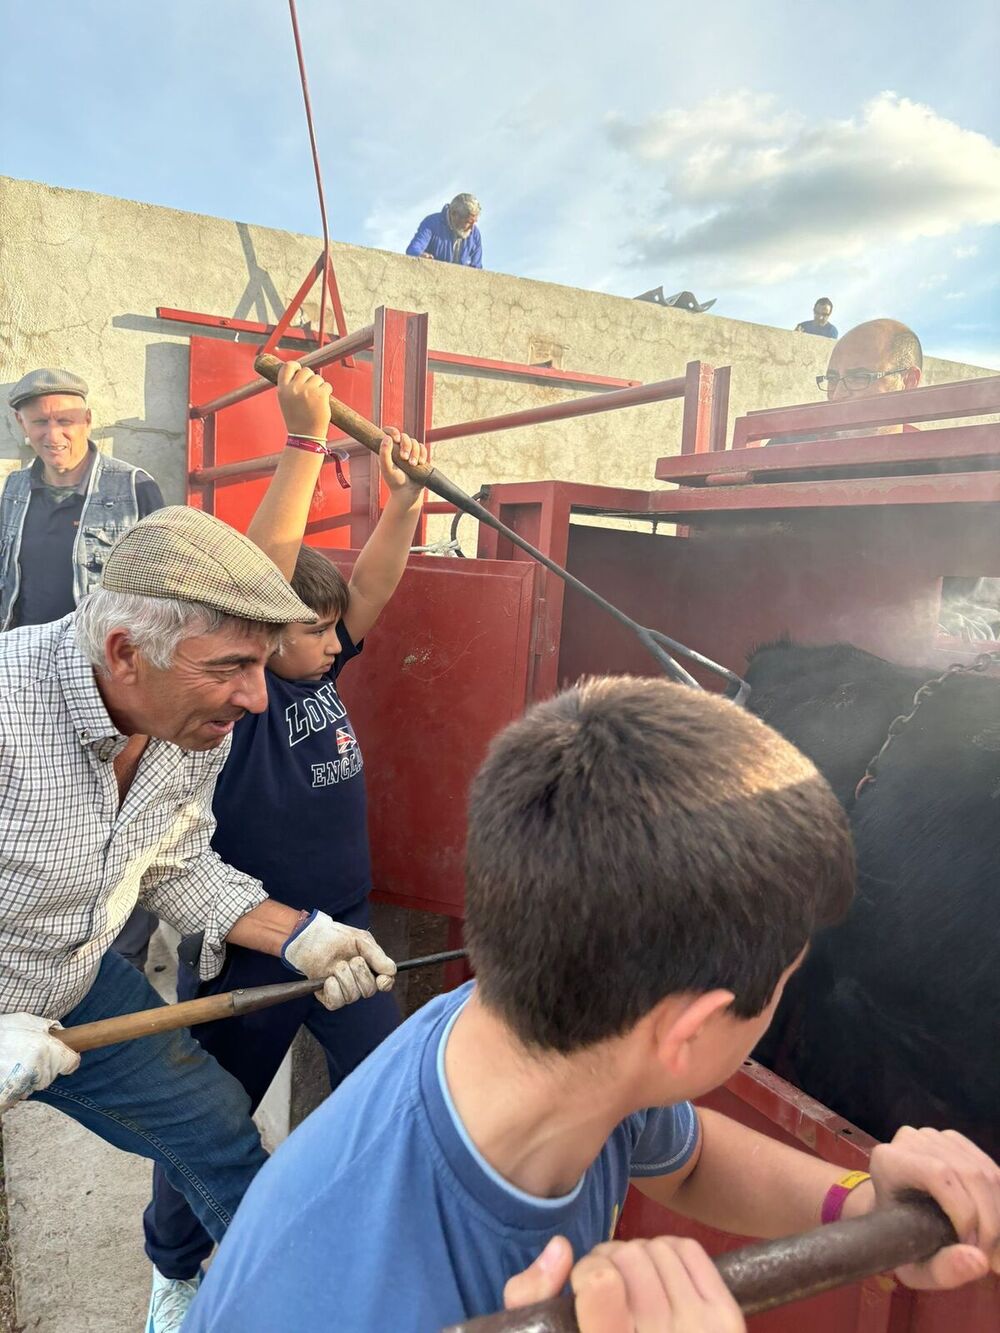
290, 545, 349, 619
464, 676, 855, 1053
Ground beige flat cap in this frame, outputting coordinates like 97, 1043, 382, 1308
102, 506, 317, 624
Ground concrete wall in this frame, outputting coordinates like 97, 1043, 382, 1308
1, 174, 994, 534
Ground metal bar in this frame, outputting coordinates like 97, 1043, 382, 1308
189, 324, 375, 418
732, 374, 1000, 447
680, 361, 715, 455
190, 438, 359, 485
259, 255, 323, 358
157, 307, 316, 343
427, 350, 640, 391
157, 310, 641, 391
710, 364, 731, 453
426, 375, 687, 444
647, 470, 1000, 516
656, 422, 1000, 484
287, 0, 348, 344
444, 1195, 956, 1331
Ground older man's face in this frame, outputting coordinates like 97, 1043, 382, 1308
823, 329, 918, 403
118, 624, 276, 750
15, 394, 92, 478
450, 208, 478, 237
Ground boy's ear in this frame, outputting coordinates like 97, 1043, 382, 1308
650, 990, 735, 1078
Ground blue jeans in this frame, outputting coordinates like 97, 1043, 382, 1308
33, 948, 266, 1254
144, 896, 400, 1279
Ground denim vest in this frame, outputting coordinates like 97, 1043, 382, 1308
0, 447, 142, 631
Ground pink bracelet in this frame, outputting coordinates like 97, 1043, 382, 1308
285, 434, 330, 455
821, 1170, 872, 1223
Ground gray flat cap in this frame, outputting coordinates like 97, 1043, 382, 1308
9, 368, 89, 411
102, 506, 318, 625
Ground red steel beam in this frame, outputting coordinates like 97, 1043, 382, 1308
189, 323, 375, 418
427, 350, 640, 391
426, 373, 687, 444
190, 438, 360, 486
647, 470, 1000, 516
157, 307, 316, 343
733, 374, 1000, 447
656, 422, 1000, 485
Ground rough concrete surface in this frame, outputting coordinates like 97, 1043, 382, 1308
2, 174, 994, 551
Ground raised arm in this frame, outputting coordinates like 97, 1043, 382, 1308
343, 430, 427, 643
245, 362, 332, 580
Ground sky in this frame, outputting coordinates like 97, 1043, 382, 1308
2, 0, 998, 367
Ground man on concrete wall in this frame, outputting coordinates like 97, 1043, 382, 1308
406, 193, 483, 267
2, 368, 166, 966
795, 297, 838, 338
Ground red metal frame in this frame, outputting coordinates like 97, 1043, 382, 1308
181, 315, 1000, 1331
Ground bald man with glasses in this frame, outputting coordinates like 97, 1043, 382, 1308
767, 318, 923, 447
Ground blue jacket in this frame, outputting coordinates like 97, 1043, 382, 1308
406, 206, 482, 267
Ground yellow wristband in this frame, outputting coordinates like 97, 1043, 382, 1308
821, 1170, 872, 1223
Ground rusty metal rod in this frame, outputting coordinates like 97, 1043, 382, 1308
443, 1193, 957, 1331
253, 353, 749, 699
426, 375, 686, 444
59, 948, 468, 1053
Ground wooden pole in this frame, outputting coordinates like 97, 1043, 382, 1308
60, 948, 467, 1053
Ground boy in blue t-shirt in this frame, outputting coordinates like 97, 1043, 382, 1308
143, 362, 430, 1326
186, 676, 1000, 1332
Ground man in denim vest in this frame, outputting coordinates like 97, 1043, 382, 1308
2, 369, 164, 630
2, 368, 165, 965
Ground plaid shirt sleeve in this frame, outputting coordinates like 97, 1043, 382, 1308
139, 769, 268, 979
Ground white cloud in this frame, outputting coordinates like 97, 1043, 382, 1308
953, 244, 980, 259
607, 92, 1000, 285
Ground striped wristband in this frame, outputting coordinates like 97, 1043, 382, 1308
285, 434, 331, 455
821, 1170, 872, 1223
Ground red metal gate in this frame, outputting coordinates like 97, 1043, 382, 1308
180, 307, 1000, 1331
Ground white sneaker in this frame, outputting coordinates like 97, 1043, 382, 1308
146, 1266, 202, 1332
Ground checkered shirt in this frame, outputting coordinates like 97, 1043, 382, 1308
0, 615, 267, 1019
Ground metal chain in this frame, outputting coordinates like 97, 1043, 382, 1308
854, 649, 1000, 800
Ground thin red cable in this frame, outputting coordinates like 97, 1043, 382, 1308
288, 0, 331, 345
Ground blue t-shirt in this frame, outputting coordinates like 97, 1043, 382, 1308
796, 319, 838, 338
210, 621, 371, 914
186, 981, 700, 1332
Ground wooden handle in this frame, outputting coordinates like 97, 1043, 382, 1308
59, 948, 469, 1053
442, 1194, 957, 1331
254, 352, 436, 485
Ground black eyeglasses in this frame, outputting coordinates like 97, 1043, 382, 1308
816, 368, 908, 393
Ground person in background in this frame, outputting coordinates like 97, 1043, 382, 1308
406, 192, 483, 267
2, 368, 165, 969
795, 298, 837, 338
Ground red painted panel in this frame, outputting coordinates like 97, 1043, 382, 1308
329, 552, 538, 916
186, 335, 375, 543
656, 424, 1000, 485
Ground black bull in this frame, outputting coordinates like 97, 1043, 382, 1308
746, 641, 1000, 1158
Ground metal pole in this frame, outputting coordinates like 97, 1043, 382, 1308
426, 376, 687, 444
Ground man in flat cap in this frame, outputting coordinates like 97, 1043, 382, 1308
0, 506, 397, 1315
2, 368, 165, 632
3, 370, 168, 969
406, 192, 483, 267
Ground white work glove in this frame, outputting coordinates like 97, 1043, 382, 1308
0, 1014, 81, 1114
281, 910, 397, 1011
